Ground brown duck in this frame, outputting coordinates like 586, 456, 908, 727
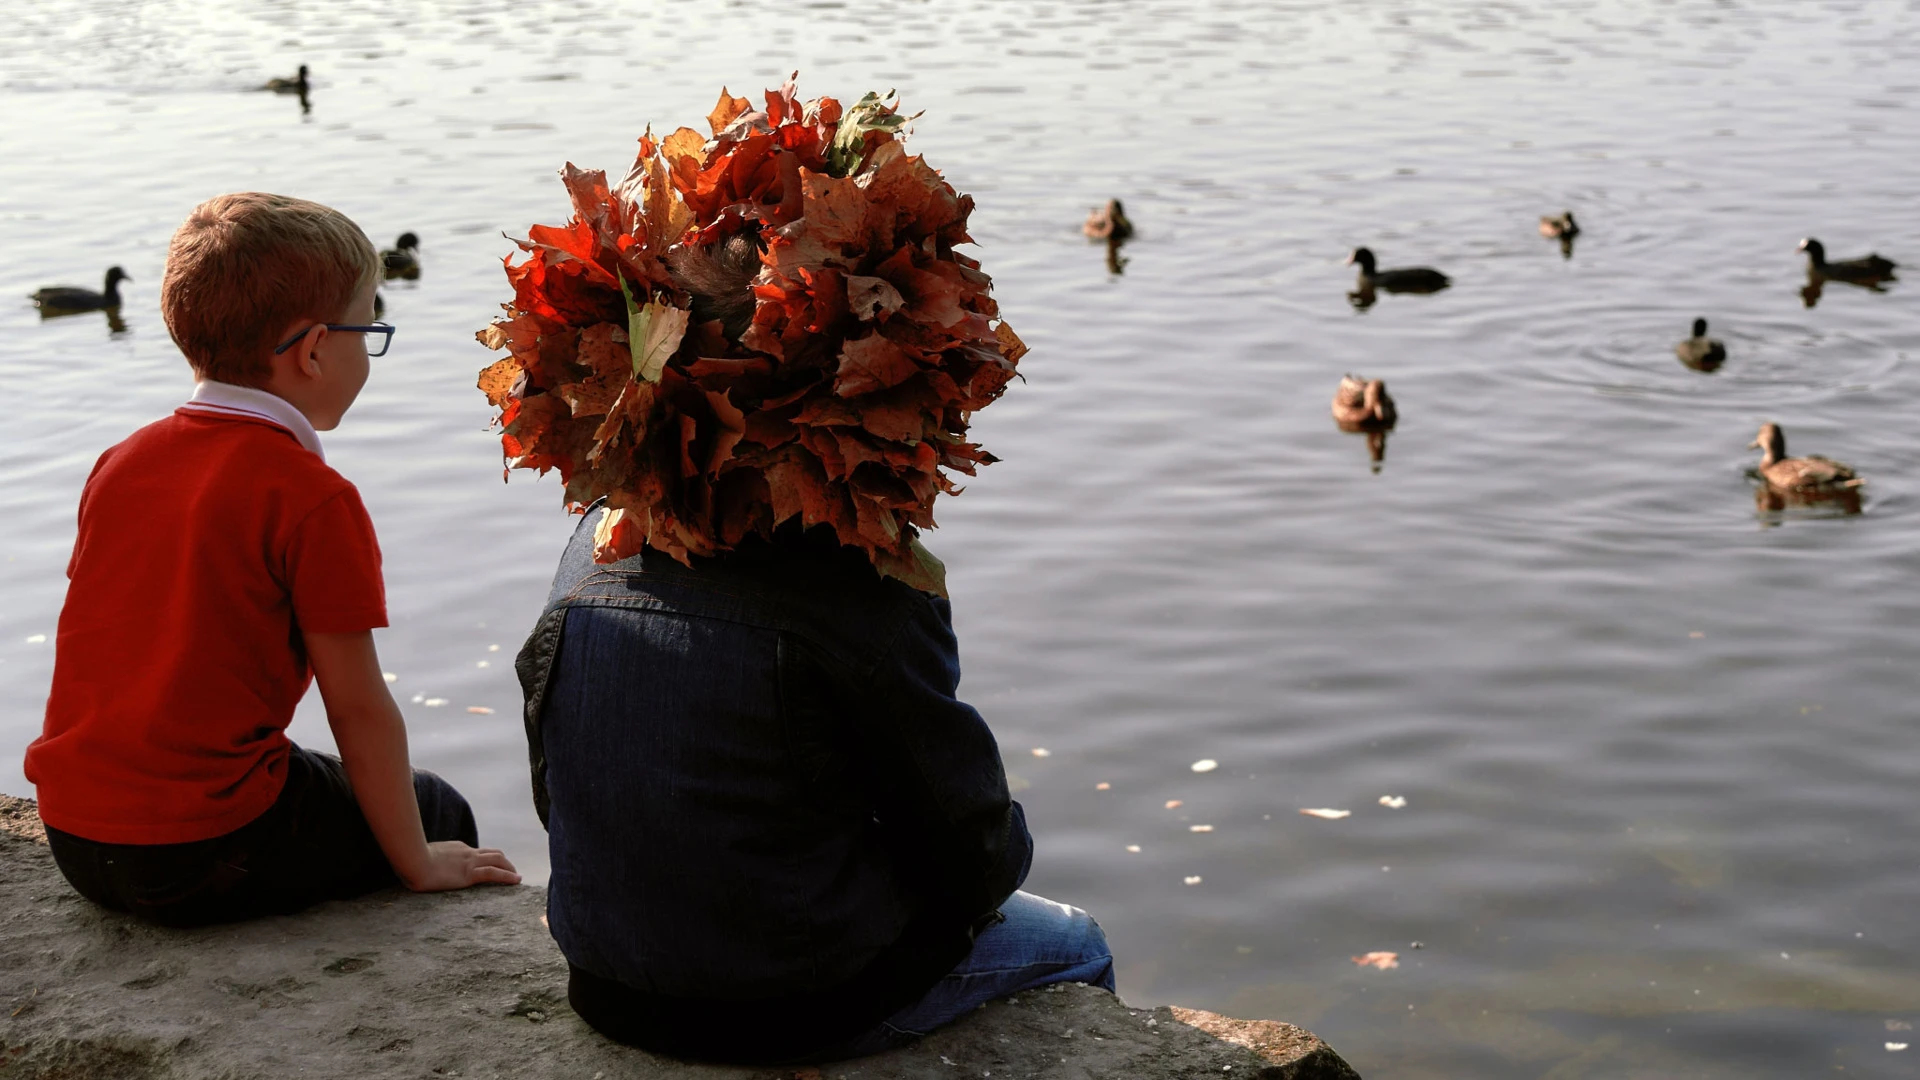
1538, 211, 1579, 240
264, 64, 309, 94
1083, 199, 1133, 242
1331, 375, 1397, 429
1674, 318, 1725, 372
1748, 423, 1861, 492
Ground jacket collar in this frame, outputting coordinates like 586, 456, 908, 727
179, 380, 325, 462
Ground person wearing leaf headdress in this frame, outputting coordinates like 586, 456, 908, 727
487, 81, 1113, 1064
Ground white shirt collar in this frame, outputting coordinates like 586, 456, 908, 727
180, 380, 326, 462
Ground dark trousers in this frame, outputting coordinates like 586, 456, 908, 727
44, 743, 477, 927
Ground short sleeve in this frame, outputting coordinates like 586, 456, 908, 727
286, 486, 388, 634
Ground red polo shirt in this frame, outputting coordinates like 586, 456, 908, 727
25, 410, 387, 844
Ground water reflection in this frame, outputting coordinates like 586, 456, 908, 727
1335, 425, 1390, 471
1753, 481, 1864, 520
34, 305, 129, 335
1799, 270, 1896, 308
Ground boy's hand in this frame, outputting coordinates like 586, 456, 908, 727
308, 630, 524, 894
402, 841, 521, 892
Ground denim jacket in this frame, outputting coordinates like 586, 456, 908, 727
515, 507, 1032, 1060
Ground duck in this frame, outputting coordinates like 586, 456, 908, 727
1331, 375, 1397, 429
264, 65, 309, 94
30, 266, 129, 312
1797, 238, 1897, 283
1083, 199, 1133, 242
1674, 318, 1726, 372
381, 232, 421, 279
1346, 247, 1450, 293
1748, 423, 1861, 492
1538, 211, 1579, 240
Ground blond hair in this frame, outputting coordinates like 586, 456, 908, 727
161, 193, 380, 386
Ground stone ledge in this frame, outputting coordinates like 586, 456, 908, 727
0, 795, 1359, 1079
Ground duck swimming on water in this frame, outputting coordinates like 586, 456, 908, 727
1797, 238, 1897, 283
382, 232, 421, 279
1331, 375, 1397, 429
30, 267, 129, 312
1331, 376, 1396, 472
1674, 317, 1726, 372
265, 65, 309, 94
1538, 211, 1579, 240
1748, 422, 1861, 493
1083, 199, 1133, 242
1346, 247, 1450, 293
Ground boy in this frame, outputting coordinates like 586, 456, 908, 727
24, 193, 517, 926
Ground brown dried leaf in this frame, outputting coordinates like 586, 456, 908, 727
835, 333, 921, 397
558, 374, 628, 418
847, 275, 906, 322
994, 319, 1028, 363
707, 88, 753, 137
476, 357, 522, 408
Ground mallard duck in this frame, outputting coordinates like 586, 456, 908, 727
1748, 423, 1861, 492
265, 65, 309, 94
1331, 375, 1397, 429
381, 232, 421, 279
1797, 238, 1897, 282
1083, 199, 1133, 242
1675, 318, 1726, 372
1346, 247, 1450, 293
30, 266, 129, 312
1539, 211, 1579, 240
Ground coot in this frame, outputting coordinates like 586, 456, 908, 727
1797, 238, 1897, 282
30, 267, 129, 312
1347, 247, 1450, 293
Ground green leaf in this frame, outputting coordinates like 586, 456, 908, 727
620, 276, 691, 383
827, 91, 914, 177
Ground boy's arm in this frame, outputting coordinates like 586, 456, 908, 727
304, 630, 520, 891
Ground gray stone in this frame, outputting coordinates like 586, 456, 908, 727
0, 795, 1359, 1079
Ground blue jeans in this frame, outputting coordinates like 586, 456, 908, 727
829, 891, 1116, 1058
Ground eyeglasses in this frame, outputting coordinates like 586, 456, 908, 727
273, 322, 396, 358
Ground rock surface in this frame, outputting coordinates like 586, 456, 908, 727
0, 795, 1359, 1079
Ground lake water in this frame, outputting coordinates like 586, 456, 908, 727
4, 1, 1919, 1075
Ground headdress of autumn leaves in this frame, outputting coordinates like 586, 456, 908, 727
476, 77, 1026, 595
